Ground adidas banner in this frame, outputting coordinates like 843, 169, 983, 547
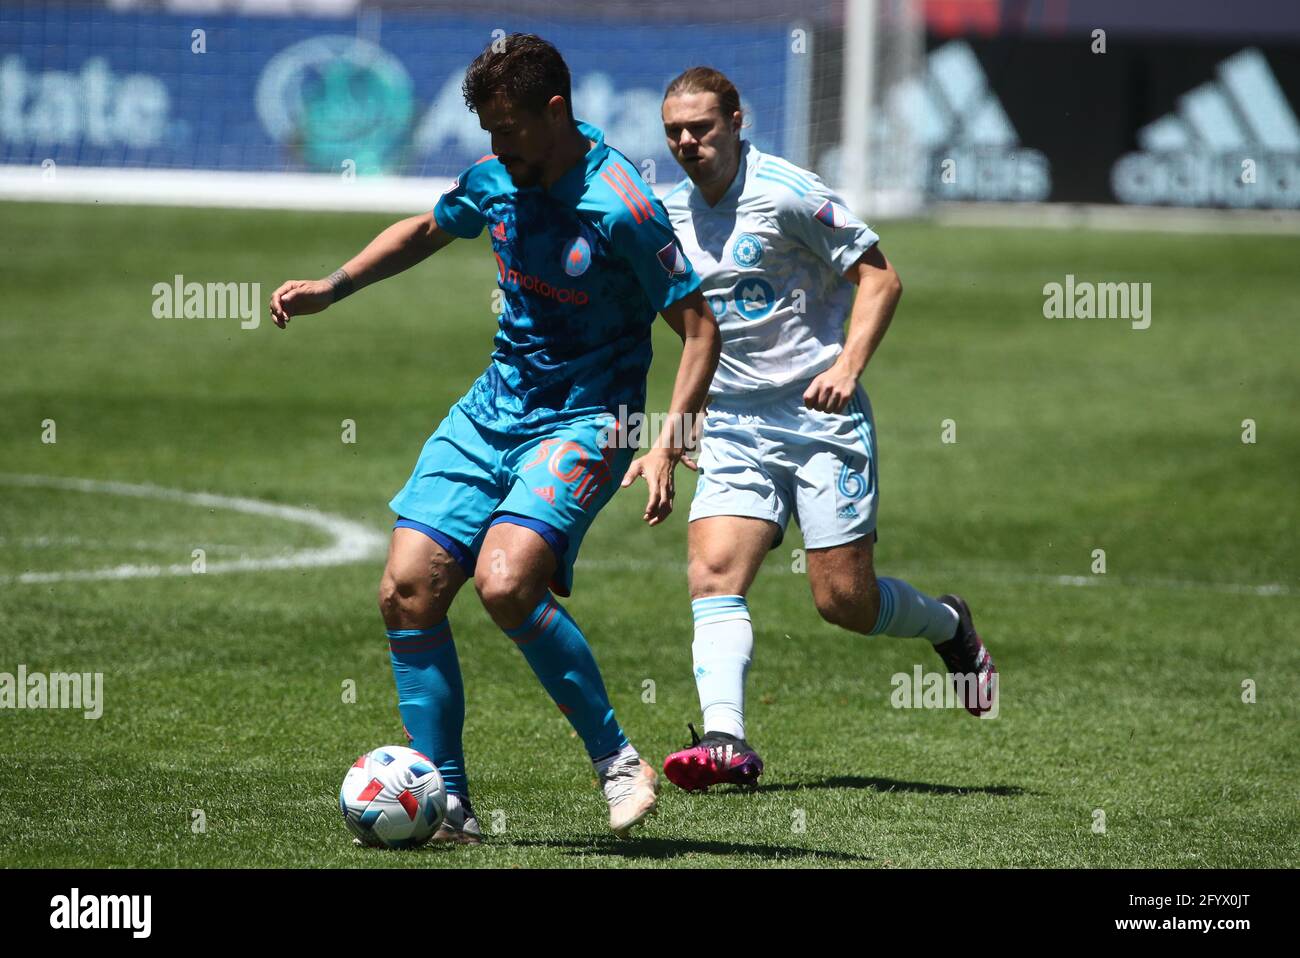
914, 36, 1300, 209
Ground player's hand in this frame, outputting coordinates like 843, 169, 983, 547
268, 279, 333, 329
619, 446, 681, 526
803, 364, 858, 413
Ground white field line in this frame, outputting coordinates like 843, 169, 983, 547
574, 557, 1297, 598
0, 474, 387, 585
1, 535, 285, 556
1, 474, 1291, 598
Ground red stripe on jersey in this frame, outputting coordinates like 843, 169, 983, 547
474, 153, 498, 165
608, 164, 653, 222
600, 171, 646, 223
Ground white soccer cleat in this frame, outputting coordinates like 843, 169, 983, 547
599, 756, 660, 838
431, 793, 482, 845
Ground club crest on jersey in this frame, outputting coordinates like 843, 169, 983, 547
562, 236, 592, 276
814, 199, 847, 229
731, 232, 764, 267
657, 240, 688, 276
735, 277, 777, 321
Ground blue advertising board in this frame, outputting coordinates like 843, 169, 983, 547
0, 4, 803, 179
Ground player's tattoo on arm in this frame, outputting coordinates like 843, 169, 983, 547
328, 268, 355, 303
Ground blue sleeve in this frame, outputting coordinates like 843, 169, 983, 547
433, 168, 487, 239
608, 195, 702, 313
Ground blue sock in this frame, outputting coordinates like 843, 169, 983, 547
871, 577, 959, 643
505, 594, 629, 761
387, 620, 468, 798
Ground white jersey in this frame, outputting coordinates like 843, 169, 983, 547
664, 141, 879, 397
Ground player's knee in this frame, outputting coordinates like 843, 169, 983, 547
475, 582, 533, 627
814, 583, 874, 633
473, 564, 536, 626
688, 553, 740, 599
377, 569, 437, 626
377, 573, 408, 619
813, 591, 851, 628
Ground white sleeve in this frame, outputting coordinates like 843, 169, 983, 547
774, 173, 879, 275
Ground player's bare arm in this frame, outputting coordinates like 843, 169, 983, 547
802, 245, 902, 413
619, 288, 720, 526
268, 214, 457, 328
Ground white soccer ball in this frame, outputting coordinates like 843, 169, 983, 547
339, 745, 447, 849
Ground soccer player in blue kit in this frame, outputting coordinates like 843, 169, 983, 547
269, 36, 720, 841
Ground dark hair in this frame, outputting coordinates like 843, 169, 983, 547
663, 66, 742, 122
462, 33, 574, 122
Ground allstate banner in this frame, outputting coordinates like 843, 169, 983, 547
0, 4, 800, 178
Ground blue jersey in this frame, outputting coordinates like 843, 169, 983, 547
434, 120, 701, 433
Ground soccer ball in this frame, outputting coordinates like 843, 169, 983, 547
339, 745, 447, 849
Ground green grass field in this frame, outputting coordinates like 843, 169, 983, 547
1, 200, 1296, 868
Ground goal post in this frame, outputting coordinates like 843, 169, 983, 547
836, 0, 926, 219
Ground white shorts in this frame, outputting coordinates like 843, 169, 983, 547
688, 381, 878, 549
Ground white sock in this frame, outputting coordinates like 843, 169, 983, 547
872, 577, 958, 644
691, 595, 753, 739
594, 743, 639, 775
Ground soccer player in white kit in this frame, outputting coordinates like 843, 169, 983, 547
655, 68, 998, 791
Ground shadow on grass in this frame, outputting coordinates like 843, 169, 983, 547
505, 836, 872, 863
750, 776, 1030, 797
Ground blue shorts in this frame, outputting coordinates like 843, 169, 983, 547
389, 402, 633, 596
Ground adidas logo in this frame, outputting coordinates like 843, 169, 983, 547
875, 41, 1050, 202
1112, 48, 1300, 208
533, 486, 556, 504
708, 743, 736, 767
837, 504, 858, 520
